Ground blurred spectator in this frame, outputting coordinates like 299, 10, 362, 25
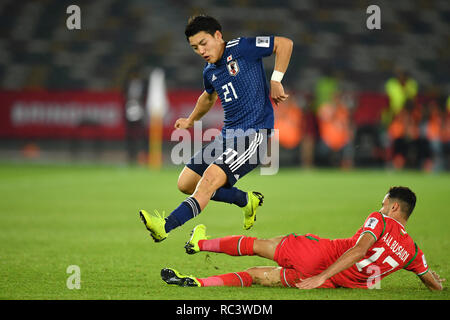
124, 69, 148, 165
316, 93, 353, 168
301, 96, 319, 168
443, 96, 450, 170
383, 68, 418, 126
424, 99, 444, 171
309, 68, 340, 168
387, 107, 408, 169
274, 98, 303, 150
387, 101, 432, 171
314, 67, 339, 111
353, 93, 387, 167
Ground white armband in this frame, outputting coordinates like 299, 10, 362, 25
271, 70, 284, 82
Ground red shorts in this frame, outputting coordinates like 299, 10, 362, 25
273, 233, 338, 288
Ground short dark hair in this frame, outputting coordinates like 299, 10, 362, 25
185, 15, 222, 41
387, 186, 416, 218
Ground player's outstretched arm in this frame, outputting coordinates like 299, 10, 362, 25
174, 90, 218, 129
419, 270, 445, 291
270, 37, 293, 105
296, 233, 375, 289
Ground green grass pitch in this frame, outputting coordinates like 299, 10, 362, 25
0, 163, 449, 300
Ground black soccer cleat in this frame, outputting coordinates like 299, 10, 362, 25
160, 268, 201, 287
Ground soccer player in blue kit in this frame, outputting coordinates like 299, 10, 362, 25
140, 15, 293, 242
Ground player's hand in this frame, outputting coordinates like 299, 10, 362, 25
174, 118, 194, 129
430, 270, 446, 285
295, 275, 326, 290
270, 81, 289, 105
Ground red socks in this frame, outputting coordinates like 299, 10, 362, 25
198, 235, 256, 256
198, 272, 253, 287
195, 236, 256, 287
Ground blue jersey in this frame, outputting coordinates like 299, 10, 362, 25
202, 36, 275, 137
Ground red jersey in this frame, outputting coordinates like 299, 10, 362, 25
331, 211, 429, 288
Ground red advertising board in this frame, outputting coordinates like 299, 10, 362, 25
164, 89, 223, 140
0, 89, 398, 142
0, 90, 224, 141
0, 90, 126, 139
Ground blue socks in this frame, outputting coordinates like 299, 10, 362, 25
164, 188, 248, 233
164, 197, 201, 233
211, 187, 248, 208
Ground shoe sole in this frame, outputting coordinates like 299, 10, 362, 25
139, 210, 166, 243
244, 192, 264, 230
184, 225, 205, 255
161, 268, 198, 287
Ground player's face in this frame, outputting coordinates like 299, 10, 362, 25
189, 31, 224, 63
379, 194, 391, 216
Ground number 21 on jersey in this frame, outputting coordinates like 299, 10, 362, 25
222, 82, 238, 102
356, 246, 399, 276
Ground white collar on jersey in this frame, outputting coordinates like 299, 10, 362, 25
382, 213, 406, 231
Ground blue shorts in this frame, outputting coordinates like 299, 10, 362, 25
186, 129, 270, 187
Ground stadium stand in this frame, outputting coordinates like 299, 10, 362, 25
0, 0, 448, 169
0, 0, 448, 92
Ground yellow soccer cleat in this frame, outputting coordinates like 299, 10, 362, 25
242, 191, 264, 230
184, 224, 208, 255
139, 209, 168, 242
161, 268, 201, 287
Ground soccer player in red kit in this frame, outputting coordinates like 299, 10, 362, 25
161, 186, 444, 290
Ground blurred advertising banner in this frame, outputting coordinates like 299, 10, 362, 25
0, 90, 126, 139
163, 89, 223, 141
0, 90, 223, 140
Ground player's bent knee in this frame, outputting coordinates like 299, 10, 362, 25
177, 167, 201, 195
177, 179, 195, 195
245, 267, 282, 287
244, 267, 260, 283
198, 166, 227, 191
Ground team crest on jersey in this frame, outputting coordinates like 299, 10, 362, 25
364, 217, 378, 230
227, 60, 239, 76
